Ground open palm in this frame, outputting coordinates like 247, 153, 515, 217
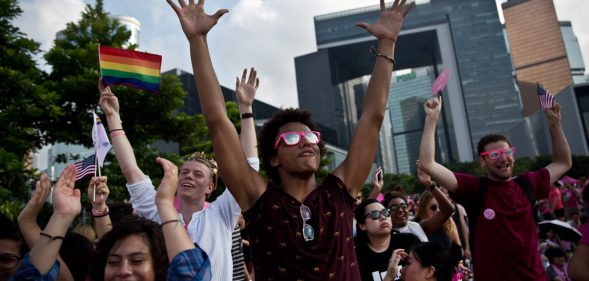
167, 0, 228, 40
155, 157, 179, 206
236, 68, 259, 107
52, 165, 82, 217
357, 0, 414, 42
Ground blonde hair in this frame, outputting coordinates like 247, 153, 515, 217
185, 152, 218, 187
73, 224, 97, 242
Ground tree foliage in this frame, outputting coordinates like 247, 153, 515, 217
0, 0, 59, 218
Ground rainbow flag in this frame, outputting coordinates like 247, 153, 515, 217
99, 45, 162, 93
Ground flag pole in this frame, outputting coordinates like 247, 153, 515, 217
93, 150, 97, 203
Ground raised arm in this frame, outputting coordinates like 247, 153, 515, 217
418, 97, 458, 192
17, 173, 75, 281
416, 165, 456, 235
166, 0, 266, 211
543, 103, 572, 183
236, 68, 259, 159
154, 157, 194, 259
29, 165, 81, 275
98, 79, 146, 184
332, 0, 414, 196
87, 176, 112, 239
368, 167, 384, 200
17, 174, 50, 248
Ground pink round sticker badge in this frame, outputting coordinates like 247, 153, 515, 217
483, 208, 495, 220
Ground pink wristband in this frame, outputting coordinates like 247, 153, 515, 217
92, 206, 109, 217
110, 130, 125, 138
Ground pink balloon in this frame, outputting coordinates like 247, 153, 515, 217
432, 69, 451, 96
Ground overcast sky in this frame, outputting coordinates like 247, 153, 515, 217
13, 0, 589, 109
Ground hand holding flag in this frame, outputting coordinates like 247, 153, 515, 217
537, 83, 555, 109
432, 69, 451, 97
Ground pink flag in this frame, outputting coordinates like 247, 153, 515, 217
92, 112, 111, 167
432, 69, 451, 96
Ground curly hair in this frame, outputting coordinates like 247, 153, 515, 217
259, 108, 326, 185
477, 134, 513, 155
90, 216, 169, 281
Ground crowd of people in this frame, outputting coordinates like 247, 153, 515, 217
1, 0, 589, 280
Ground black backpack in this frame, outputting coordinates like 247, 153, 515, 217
466, 176, 539, 256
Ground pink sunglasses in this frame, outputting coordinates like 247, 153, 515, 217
274, 131, 321, 149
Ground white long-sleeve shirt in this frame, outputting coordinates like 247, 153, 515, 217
127, 158, 259, 281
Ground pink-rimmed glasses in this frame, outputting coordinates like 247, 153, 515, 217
480, 147, 516, 160
274, 131, 320, 150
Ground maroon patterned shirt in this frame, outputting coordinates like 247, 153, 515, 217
244, 174, 360, 280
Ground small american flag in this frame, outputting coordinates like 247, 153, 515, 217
74, 154, 96, 182
537, 83, 555, 109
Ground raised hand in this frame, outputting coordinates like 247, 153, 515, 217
372, 167, 384, 193
155, 157, 179, 207
544, 102, 561, 124
87, 176, 109, 209
166, 0, 228, 41
423, 96, 442, 118
385, 249, 408, 281
356, 0, 414, 43
52, 164, 81, 218
19, 173, 52, 221
235, 67, 260, 109
98, 78, 120, 117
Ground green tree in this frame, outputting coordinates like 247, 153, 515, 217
0, 0, 61, 219
40, 0, 206, 199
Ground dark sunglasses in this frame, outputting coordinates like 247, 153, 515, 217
364, 208, 392, 220
274, 131, 321, 149
389, 203, 408, 212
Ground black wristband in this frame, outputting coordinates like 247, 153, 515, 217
240, 113, 254, 120
370, 46, 395, 65
40, 232, 65, 241
109, 128, 124, 133
161, 219, 180, 228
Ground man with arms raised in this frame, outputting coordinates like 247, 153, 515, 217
418, 97, 571, 281
166, 0, 413, 279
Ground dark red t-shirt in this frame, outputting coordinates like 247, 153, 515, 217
244, 174, 361, 280
452, 169, 550, 281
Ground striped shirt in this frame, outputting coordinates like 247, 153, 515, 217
231, 225, 246, 280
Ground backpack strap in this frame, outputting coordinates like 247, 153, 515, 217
512, 176, 539, 224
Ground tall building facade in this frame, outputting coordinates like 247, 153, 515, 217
295, 0, 519, 173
